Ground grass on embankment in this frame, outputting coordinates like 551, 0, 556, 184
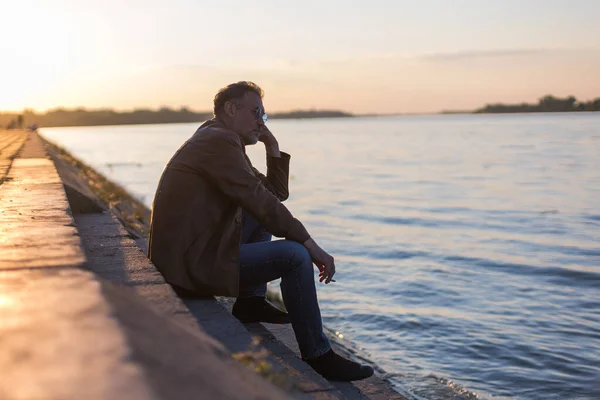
43, 137, 151, 239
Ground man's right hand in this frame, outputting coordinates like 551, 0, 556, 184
303, 238, 336, 284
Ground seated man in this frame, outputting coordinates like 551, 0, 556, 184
148, 81, 373, 381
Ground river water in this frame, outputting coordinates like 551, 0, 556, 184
41, 113, 600, 400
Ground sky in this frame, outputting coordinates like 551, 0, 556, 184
1, 0, 599, 114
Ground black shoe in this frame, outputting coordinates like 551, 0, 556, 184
305, 349, 374, 381
232, 296, 291, 324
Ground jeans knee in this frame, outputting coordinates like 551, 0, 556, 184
288, 241, 312, 270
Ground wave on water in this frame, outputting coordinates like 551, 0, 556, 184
389, 373, 501, 400
342, 248, 428, 261
348, 212, 568, 236
442, 254, 600, 287
324, 326, 489, 400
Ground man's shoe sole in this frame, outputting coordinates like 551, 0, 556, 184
319, 365, 375, 382
233, 314, 291, 324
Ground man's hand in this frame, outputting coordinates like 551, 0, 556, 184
257, 126, 280, 157
303, 238, 336, 284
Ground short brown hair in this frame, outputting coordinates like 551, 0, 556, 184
213, 81, 264, 117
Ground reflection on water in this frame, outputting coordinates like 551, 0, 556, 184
42, 113, 600, 400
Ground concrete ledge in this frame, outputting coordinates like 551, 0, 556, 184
98, 278, 292, 400
0, 130, 150, 399
75, 212, 207, 333
0, 268, 152, 400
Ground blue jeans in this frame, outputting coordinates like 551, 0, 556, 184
239, 211, 331, 359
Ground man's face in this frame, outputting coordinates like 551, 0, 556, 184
229, 92, 265, 145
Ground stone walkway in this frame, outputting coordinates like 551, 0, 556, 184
0, 130, 150, 399
0, 130, 27, 183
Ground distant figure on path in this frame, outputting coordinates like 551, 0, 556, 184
149, 81, 373, 381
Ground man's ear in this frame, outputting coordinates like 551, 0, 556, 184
223, 101, 236, 118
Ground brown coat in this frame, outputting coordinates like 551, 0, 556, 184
148, 119, 310, 296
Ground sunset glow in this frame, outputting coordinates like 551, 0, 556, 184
1, 0, 599, 113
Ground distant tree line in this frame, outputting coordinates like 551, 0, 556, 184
3, 95, 597, 129
0, 107, 353, 129
476, 95, 600, 113
269, 110, 352, 119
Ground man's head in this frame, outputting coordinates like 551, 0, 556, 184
213, 81, 267, 145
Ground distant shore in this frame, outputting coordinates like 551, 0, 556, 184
475, 95, 600, 114
2, 94, 599, 129
0, 108, 354, 129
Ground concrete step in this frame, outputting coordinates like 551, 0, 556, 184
96, 273, 294, 400
74, 211, 404, 400
74, 210, 338, 399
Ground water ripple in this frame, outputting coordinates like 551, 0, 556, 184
442, 254, 600, 287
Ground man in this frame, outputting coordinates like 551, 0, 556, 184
149, 81, 373, 381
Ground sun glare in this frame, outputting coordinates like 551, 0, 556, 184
0, 293, 16, 309
0, 1, 74, 111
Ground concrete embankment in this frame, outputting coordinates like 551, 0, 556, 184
0, 129, 406, 400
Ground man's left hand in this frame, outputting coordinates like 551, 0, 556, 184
257, 126, 280, 157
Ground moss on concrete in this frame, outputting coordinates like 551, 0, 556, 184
232, 337, 296, 391
43, 138, 151, 239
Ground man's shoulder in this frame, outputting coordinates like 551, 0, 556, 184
192, 120, 242, 147
168, 121, 243, 169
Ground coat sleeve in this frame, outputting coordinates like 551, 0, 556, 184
251, 152, 291, 201
189, 134, 310, 243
